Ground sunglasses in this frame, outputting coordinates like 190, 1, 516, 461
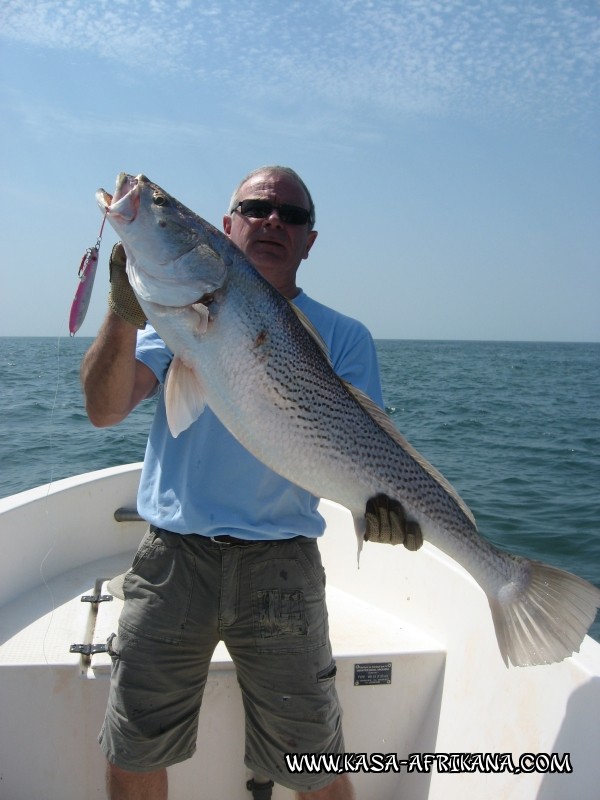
232, 199, 311, 226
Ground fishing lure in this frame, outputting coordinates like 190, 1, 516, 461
68, 211, 107, 336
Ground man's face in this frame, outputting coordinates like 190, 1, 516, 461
223, 171, 317, 297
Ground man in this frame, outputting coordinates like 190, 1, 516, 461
81, 166, 419, 800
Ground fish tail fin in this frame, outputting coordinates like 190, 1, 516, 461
488, 559, 600, 667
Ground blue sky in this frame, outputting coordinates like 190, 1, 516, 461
1, 0, 598, 341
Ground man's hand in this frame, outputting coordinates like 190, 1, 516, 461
108, 243, 147, 329
364, 494, 423, 551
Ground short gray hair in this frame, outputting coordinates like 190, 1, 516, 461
228, 165, 316, 229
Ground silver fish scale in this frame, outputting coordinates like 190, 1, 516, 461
209, 257, 478, 543
119, 181, 480, 553
104, 173, 600, 667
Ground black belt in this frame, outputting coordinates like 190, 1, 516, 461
209, 534, 305, 547
151, 525, 302, 547
209, 535, 263, 547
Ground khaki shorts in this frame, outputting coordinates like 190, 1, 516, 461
99, 527, 344, 792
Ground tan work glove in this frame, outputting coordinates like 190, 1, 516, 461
364, 494, 423, 551
108, 242, 147, 329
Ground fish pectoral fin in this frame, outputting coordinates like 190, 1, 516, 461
191, 302, 210, 334
164, 357, 206, 437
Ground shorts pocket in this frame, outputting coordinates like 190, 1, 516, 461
249, 550, 327, 654
119, 529, 194, 646
255, 587, 308, 639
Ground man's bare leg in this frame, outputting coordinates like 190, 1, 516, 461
106, 763, 167, 800
297, 774, 355, 800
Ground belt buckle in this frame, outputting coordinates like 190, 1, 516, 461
210, 535, 231, 546
211, 535, 248, 546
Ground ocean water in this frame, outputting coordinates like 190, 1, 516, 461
1, 336, 599, 641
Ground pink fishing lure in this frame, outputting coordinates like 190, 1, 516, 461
69, 247, 99, 335
68, 212, 107, 336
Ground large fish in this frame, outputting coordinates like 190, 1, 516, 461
97, 173, 600, 668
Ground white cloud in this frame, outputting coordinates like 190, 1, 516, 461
1, 0, 598, 124
0, 93, 216, 143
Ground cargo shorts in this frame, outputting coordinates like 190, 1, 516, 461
99, 527, 344, 792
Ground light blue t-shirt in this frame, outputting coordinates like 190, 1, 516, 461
136, 290, 383, 539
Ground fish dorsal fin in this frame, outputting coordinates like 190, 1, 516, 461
164, 356, 206, 438
290, 298, 475, 527
342, 379, 478, 529
288, 301, 333, 367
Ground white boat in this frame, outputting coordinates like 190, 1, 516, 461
1, 462, 598, 799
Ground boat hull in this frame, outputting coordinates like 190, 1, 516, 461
1, 464, 599, 799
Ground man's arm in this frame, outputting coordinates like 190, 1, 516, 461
81, 243, 157, 427
80, 311, 158, 427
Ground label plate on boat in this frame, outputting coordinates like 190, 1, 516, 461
354, 662, 392, 686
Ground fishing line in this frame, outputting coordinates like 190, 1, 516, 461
40, 208, 108, 666
39, 334, 64, 669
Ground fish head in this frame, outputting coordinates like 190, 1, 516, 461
96, 173, 228, 307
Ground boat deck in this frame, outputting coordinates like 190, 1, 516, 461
2, 465, 599, 799
0, 547, 444, 800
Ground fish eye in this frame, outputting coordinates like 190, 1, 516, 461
153, 193, 169, 207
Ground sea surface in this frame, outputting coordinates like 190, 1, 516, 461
1, 336, 599, 641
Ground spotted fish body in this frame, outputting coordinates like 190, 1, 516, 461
97, 173, 600, 667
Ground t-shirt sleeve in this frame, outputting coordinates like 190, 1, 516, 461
135, 326, 173, 384
330, 322, 385, 409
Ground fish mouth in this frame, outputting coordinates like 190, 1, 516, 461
96, 173, 142, 223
